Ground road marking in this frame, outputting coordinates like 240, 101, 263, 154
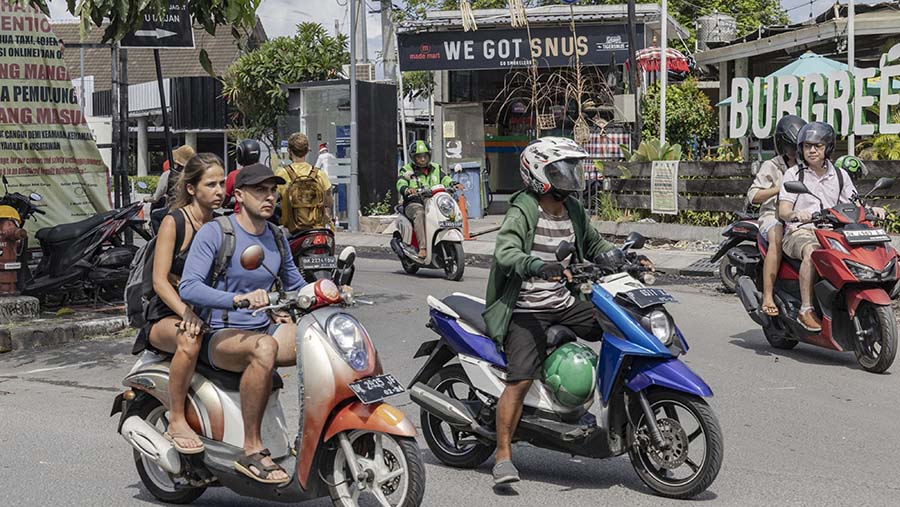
20, 361, 98, 375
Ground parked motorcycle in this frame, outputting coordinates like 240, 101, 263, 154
390, 185, 465, 281
289, 228, 356, 287
710, 210, 759, 293
112, 245, 425, 506
408, 233, 723, 499
0, 177, 148, 302
732, 177, 899, 373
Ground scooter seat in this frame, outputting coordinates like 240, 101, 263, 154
36, 209, 118, 244
442, 294, 489, 336
194, 362, 284, 392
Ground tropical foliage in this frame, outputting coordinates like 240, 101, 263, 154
640, 79, 716, 159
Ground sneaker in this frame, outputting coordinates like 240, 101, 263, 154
492, 459, 520, 485
797, 310, 822, 332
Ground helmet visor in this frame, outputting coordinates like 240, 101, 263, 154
546, 159, 586, 192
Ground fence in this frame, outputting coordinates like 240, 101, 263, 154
581, 161, 900, 217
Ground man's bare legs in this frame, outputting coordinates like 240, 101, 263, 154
761, 224, 784, 316
798, 243, 822, 331
495, 380, 532, 463
209, 329, 288, 482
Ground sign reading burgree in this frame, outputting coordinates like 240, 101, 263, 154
729, 44, 900, 139
0, 0, 110, 240
398, 25, 644, 72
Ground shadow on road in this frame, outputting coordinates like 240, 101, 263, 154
729, 330, 866, 372
5, 337, 133, 373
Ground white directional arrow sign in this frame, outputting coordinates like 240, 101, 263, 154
132, 28, 178, 39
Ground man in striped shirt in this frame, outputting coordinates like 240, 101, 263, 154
485, 137, 621, 485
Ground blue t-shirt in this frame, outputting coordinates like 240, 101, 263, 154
179, 215, 305, 330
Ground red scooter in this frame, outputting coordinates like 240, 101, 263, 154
732, 177, 899, 373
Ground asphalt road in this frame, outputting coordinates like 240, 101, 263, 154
1, 258, 899, 506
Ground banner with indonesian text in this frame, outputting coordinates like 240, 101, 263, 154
0, 0, 110, 242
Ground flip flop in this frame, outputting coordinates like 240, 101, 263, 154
235, 448, 289, 484
762, 303, 780, 317
163, 431, 205, 455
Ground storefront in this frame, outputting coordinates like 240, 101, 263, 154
397, 4, 687, 195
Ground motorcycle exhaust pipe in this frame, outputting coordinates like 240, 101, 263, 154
736, 276, 771, 328
409, 383, 478, 428
121, 415, 182, 475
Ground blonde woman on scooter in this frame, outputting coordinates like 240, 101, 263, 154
131, 153, 226, 455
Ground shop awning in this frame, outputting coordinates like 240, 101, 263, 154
633, 47, 691, 73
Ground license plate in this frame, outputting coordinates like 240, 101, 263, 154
439, 221, 462, 228
619, 288, 677, 308
2, 262, 20, 270
349, 374, 406, 404
844, 228, 891, 245
299, 255, 337, 269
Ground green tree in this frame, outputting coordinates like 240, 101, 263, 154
402, 71, 435, 100
221, 23, 349, 147
640, 78, 716, 158
16, 0, 261, 43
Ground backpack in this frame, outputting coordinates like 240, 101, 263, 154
285, 163, 326, 228
125, 211, 189, 328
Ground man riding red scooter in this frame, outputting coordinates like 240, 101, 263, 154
733, 122, 898, 373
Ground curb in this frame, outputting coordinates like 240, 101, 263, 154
0, 316, 129, 353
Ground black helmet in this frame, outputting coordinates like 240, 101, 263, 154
236, 139, 261, 166
796, 121, 835, 163
774, 115, 805, 158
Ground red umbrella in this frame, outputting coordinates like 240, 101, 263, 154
634, 47, 691, 73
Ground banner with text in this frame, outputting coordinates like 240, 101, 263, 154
0, 1, 110, 241
398, 25, 644, 72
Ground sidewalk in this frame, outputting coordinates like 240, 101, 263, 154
0, 304, 128, 353
337, 216, 717, 277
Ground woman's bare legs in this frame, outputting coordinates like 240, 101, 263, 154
761, 224, 784, 316
148, 317, 203, 451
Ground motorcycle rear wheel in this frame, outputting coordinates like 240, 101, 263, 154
133, 399, 207, 504
718, 245, 755, 293
854, 302, 898, 374
763, 325, 799, 350
400, 256, 419, 274
420, 364, 495, 469
628, 390, 723, 499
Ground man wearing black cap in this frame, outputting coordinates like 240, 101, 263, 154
180, 163, 306, 484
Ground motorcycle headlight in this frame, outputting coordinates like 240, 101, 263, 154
326, 314, 370, 371
642, 310, 674, 345
436, 194, 456, 218
843, 259, 894, 281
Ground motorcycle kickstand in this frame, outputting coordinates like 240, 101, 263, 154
637, 390, 669, 449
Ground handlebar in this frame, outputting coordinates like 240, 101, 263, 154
234, 299, 251, 309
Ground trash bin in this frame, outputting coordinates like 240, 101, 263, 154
450, 162, 483, 219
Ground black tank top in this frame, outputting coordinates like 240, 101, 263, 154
169, 208, 198, 277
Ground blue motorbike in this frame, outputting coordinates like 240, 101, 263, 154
408, 234, 723, 498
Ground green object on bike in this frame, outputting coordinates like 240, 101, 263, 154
542, 342, 598, 407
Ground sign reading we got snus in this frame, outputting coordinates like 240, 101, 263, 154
729, 44, 900, 139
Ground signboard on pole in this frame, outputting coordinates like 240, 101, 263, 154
398, 25, 644, 71
121, 0, 195, 49
0, 0, 111, 241
651, 160, 678, 215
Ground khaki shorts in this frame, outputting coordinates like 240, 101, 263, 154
783, 228, 819, 259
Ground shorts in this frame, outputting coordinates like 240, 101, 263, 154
503, 299, 603, 382
199, 322, 282, 370
758, 217, 782, 241
783, 228, 819, 260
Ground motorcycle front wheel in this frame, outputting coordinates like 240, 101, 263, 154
854, 302, 898, 373
628, 390, 723, 499
441, 242, 465, 281
327, 430, 425, 507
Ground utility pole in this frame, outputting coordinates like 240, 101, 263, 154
349, 0, 360, 231
355, 0, 368, 64
111, 43, 121, 208
627, 0, 641, 149
660, 0, 668, 146
120, 47, 131, 211
381, 0, 396, 80
848, 0, 856, 156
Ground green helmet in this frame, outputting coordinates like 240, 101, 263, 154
409, 140, 432, 165
835, 155, 868, 181
542, 342, 598, 407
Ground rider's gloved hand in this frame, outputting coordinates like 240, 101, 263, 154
593, 248, 626, 270
535, 262, 565, 281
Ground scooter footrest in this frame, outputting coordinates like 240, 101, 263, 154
518, 415, 596, 442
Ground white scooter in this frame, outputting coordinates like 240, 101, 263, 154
111, 246, 425, 506
390, 184, 465, 281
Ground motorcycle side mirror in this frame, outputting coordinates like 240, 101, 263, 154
623, 232, 646, 250
555, 241, 576, 262
30, 192, 42, 202
872, 177, 894, 194
783, 181, 811, 195
240, 245, 265, 271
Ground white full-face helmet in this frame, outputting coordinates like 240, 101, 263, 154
520, 137, 588, 196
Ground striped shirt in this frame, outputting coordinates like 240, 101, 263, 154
515, 208, 576, 312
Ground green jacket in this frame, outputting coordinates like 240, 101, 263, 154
396, 162, 452, 195
482, 190, 614, 346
